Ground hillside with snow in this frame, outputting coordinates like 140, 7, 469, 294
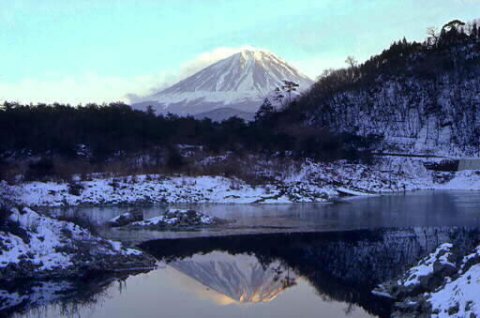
293, 33, 480, 157
132, 48, 313, 119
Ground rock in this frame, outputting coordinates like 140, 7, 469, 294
107, 210, 143, 227
0, 207, 156, 282
128, 208, 222, 229
433, 172, 456, 184
373, 241, 480, 317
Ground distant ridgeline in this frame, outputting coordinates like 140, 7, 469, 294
282, 19, 480, 157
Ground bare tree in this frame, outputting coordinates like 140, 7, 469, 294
345, 56, 358, 80
345, 56, 358, 68
317, 68, 335, 80
426, 26, 439, 47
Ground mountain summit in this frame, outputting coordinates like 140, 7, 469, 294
132, 48, 313, 120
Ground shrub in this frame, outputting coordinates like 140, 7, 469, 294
25, 157, 55, 181
166, 147, 185, 171
68, 181, 84, 196
0, 204, 12, 227
57, 212, 99, 235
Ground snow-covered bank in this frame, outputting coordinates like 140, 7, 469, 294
0, 207, 155, 282
5, 157, 480, 207
8, 175, 277, 207
373, 241, 480, 317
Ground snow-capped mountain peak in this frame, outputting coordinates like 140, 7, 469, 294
158, 48, 312, 96
132, 48, 314, 119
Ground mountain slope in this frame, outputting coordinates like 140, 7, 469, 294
193, 107, 255, 121
133, 48, 313, 118
170, 252, 296, 303
292, 32, 480, 157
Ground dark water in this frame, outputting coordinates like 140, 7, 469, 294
50, 190, 480, 242
3, 191, 480, 318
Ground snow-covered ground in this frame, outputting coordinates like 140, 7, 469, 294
5, 157, 480, 207
429, 263, 480, 317
0, 207, 155, 281
2, 156, 480, 316
373, 241, 480, 317
404, 243, 455, 287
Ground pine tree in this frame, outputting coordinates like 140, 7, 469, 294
255, 98, 275, 121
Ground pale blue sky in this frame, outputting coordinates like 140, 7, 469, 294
1, 0, 479, 104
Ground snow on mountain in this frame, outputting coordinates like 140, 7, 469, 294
169, 252, 296, 303
193, 107, 255, 121
132, 48, 313, 119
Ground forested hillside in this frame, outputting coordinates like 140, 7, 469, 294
281, 20, 480, 156
0, 102, 372, 181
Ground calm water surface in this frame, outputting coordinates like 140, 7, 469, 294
5, 191, 480, 318
49, 190, 480, 241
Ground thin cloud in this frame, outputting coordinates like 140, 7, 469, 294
130, 45, 259, 101
0, 73, 162, 105
0, 46, 257, 105
1, 45, 313, 105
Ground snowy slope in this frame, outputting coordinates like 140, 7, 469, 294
303, 43, 480, 157
193, 107, 255, 122
0, 207, 153, 281
170, 252, 296, 303
373, 241, 480, 317
133, 48, 313, 117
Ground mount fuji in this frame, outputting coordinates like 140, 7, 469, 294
132, 48, 314, 120
170, 252, 296, 304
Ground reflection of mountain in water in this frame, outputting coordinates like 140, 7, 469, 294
170, 251, 295, 304
142, 227, 480, 317
3, 228, 479, 318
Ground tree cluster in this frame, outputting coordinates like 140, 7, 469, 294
0, 102, 376, 166
284, 19, 480, 120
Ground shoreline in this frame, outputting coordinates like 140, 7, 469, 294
5, 174, 480, 209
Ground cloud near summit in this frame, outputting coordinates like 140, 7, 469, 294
0, 46, 259, 105
128, 46, 265, 102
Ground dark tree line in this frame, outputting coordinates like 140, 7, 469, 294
0, 102, 375, 165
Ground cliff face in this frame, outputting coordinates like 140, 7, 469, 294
302, 42, 480, 157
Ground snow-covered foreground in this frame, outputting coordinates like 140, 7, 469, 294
373, 242, 480, 317
0, 207, 155, 282
5, 157, 480, 207
9, 175, 279, 207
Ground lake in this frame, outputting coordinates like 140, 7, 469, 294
5, 191, 480, 318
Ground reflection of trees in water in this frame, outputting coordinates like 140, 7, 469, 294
3, 228, 479, 318
142, 227, 480, 317
5, 272, 142, 318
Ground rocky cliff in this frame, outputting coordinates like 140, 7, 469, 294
296, 31, 480, 157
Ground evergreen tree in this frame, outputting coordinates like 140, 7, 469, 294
255, 98, 275, 121
471, 22, 478, 40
